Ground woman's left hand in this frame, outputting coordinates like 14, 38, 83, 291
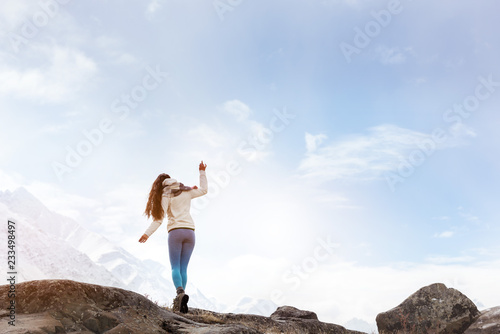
139, 234, 149, 243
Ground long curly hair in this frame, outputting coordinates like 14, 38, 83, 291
144, 173, 170, 221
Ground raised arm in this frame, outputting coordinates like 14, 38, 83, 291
190, 161, 208, 199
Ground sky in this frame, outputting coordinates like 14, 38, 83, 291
1, 0, 500, 329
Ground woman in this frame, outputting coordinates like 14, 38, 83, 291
139, 160, 208, 313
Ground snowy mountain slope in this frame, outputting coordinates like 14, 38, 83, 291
0, 187, 217, 309
0, 202, 122, 287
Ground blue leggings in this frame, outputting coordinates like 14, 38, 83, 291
168, 228, 195, 290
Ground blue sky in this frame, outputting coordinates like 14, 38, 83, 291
1, 0, 500, 329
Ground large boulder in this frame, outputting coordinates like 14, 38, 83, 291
376, 283, 480, 334
464, 306, 500, 334
0, 278, 195, 333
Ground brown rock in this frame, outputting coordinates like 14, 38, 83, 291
0, 312, 66, 334
271, 306, 319, 320
376, 283, 480, 334
0, 279, 222, 333
185, 308, 366, 334
0, 279, 366, 334
464, 306, 500, 334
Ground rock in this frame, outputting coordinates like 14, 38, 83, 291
0, 279, 193, 333
271, 306, 319, 320
376, 283, 480, 334
185, 308, 366, 334
0, 279, 366, 334
0, 312, 66, 334
464, 306, 500, 334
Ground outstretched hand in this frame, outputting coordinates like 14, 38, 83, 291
138, 234, 149, 243
199, 160, 207, 171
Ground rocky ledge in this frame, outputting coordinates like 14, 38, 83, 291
0, 279, 364, 334
1, 279, 498, 333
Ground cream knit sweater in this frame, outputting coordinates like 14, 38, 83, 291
144, 170, 207, 236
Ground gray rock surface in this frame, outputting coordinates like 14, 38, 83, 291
0, 279, 365, 334
464, 306, 500, 334
376, 283, 480, 334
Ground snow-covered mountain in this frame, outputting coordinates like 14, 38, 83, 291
0, 187, 215, 310
224, 296, 278, 317
344, 318, 378, 333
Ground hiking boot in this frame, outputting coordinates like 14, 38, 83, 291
180, 293, 189, 314
172, 287, 184, 312
173, 287, 189, 313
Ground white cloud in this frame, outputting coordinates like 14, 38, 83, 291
0, 0, 76, 55
0, 2, 37, 32
95, 35, 138, 65
374, 46, 414, 65
432, 216, 450, 221
222, 99, 252, 122
298, 124, 475, 182
0, 171, 102, 224
425, 256, 475, 265
448, 123, 477, 142
300, 124, 426, 181
235, 126, 274, 162
92, 184, 148, 238
299, 186, 360, 209
115, 53, 137, 65
26, 181, 101, 222
146, 0, 163, 18
0, 44, 97, 103
305, 132, 328, 153
433, 230, 455, 238
458, 207, 481, 225
37, 122, 72, 134
217, 99, 279, 162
